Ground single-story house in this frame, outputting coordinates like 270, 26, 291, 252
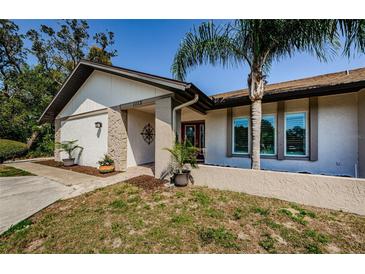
39, 60, 365, 179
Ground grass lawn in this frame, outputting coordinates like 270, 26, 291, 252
0, 165, 34, 177
0, 175, 364, 254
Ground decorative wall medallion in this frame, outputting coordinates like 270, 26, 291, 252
140, 123, 155, 145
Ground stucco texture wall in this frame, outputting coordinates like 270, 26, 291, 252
192, 165, 365, 215
127, 109, 155, 167
58, 70, 170, 118
60, 113, 108, 167
155, 97, 174, 178
205, 93, 359, 177
359, 89, 365, 177
181, 107, 206, 122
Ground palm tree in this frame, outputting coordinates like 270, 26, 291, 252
172, 19, 365, 170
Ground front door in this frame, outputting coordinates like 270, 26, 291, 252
181, 121, 205, 162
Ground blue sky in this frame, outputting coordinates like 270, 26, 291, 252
14, 19, 365, 96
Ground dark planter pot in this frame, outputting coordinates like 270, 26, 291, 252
173, 170, 191, 187
62, 158, 75, 167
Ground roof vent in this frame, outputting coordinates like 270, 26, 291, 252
346, 70, 350, 75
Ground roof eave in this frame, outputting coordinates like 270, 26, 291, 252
212, 81, 365, 109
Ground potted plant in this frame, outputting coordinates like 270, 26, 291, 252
55, 140, 83, 166
98, 154, 115, 174
164, 140, 199, 186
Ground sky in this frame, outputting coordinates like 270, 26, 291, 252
14, 19, 365, 96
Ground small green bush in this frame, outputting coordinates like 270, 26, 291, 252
0, 139, 28, 163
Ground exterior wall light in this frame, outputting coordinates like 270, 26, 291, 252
95, 122, 102, 128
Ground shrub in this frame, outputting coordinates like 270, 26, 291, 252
0, 139, 28, 163
55, 140, 83, 160
98, 154, 114, 166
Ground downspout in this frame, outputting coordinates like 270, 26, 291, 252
172, 94, 199, 141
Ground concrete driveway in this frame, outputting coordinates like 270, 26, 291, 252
0, 176, 71, 234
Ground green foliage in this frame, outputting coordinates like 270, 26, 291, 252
164, 140, 199, 173
252, 206, 270, 216
171, 213, 192, 224
0, 165, 34, 177
2, 219, 32, 237
172, 20, 365, 81
55, 140, 83, 160
1, 19, 118, 154
109, 199, 127, 210
205, 207, 224, 219
98, 154, 114, 166
232, 208, 243, 220
306, 243, 322, 254
0, 139, 28, 163
290, 203, 316, 218
259, 233, 276, 253
305, 229, 330, 244
192, 190, 211, 206
278, 208, 308, 225
199, 227, 238, 248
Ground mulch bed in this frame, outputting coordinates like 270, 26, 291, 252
35, 160, 121, 177
125, 175, 167, 191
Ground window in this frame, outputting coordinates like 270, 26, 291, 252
261, 115, 276, 155
285, 112, 307, 156
233, 117, 249, 154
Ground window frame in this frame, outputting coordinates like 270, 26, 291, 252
260, 113, 277, 156
232, 116, 250, 155
284, 111, 309, 157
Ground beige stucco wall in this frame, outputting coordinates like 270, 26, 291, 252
192, 165, 365, 215
205, 93, 359, 177
155, 97, 174, 178
60, 112, 108, 167
127, 109, 155, 167
181, 107, 206, 122
58, 70, 171, 118
359, 89, 365, 177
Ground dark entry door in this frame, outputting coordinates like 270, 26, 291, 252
181, 121, 205, 162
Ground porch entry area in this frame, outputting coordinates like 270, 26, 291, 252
116, 96, 206, 178
181, 121, 205, 162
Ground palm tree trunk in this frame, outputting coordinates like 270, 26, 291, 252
250, 99, 262, 169
248, 69, 265, 170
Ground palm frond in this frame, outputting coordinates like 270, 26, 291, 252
171, 21, 240, 81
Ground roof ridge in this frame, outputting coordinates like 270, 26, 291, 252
79, 59, 189, 86
212, 66, 365, 98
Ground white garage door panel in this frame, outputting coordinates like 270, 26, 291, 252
60, 113, 108, 167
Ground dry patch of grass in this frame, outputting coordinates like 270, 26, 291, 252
0, 165, 34, 177
0, 175, 364, 254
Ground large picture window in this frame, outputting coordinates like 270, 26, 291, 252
233, 117, 249, 154
285, 112, 307, 156
261, 115, 276, 155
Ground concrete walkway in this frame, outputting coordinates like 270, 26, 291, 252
1, 162, 154, 234
4, 161, 154, 198
0, 176, 71, 234
4, 162, 98, 186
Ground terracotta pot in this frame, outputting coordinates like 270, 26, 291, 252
99, 165, 115, 174
62, 158, 75, 167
